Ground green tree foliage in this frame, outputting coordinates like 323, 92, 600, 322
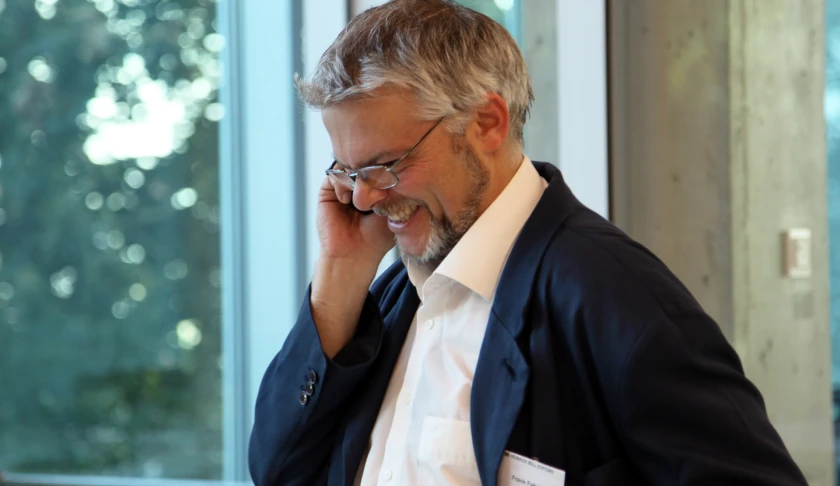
0, 0, 222, 478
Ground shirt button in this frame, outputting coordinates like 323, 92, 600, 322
424, 319, 434, 330
382, 469, 393, 481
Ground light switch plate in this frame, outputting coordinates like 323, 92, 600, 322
782, 228, 812, 279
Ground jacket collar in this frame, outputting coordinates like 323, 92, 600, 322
433, 156, 546, 301
471, 161, 581, 486
490, 161, 581, 336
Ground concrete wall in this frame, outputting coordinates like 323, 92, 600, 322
609, 0, 833, 483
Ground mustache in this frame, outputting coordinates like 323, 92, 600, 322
373, 198, 426, 218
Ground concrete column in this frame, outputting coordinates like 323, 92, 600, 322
609, 0, 833, 483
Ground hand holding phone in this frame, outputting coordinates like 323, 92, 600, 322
315, 174, 394, 267
350, 199, 374, 215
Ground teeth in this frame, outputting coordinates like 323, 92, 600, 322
388, 205, 417, 223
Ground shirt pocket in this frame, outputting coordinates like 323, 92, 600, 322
417, 416, 481, 485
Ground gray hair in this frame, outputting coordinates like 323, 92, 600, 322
296, 0, 534, 145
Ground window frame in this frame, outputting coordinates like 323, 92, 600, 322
555, 0, 609, 218
0, 474, 250, 486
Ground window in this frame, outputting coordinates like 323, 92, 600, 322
457, 0, 521, 43
0, 0, 224, 480
826, 0, 840, 480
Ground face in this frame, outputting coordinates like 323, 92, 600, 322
322, 94, 492, 267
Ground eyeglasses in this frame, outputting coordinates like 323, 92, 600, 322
326, 117, 444, 191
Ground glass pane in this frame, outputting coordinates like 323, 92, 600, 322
826, 0, 840, 481
0, 0, 223, 479
457, 0, 521, 44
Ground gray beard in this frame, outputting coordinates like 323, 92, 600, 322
405, 139, 490, 271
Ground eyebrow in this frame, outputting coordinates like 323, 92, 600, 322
333, 149, 410, 170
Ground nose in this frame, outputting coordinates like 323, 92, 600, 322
352, 178, 388, 212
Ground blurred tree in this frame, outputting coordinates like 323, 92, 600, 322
0, 0, 222, 478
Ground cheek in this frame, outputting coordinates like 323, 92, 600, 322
429, 170, 472, 216
393, 159, 463, 217
388, 172, 432, 205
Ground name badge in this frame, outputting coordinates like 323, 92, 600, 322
498, 450, 566, 486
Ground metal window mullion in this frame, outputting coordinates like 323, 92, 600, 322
217, 0, 248, 481
0, 473, 251, 486
303, 0, 351, 281
238, 5, 302, 486
556, 0, 609, 218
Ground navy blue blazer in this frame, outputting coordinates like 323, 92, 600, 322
249, 162, 807, 486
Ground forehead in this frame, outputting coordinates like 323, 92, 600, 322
322, 93, 422, 167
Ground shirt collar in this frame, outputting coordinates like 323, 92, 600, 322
406, 155, 547, 302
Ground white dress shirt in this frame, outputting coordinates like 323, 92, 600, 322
356, 156, 548, 485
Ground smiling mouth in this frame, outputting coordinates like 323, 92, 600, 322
378, 202, 420, 224
389, 208, 417, 224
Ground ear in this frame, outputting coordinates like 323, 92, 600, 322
470, 93, 510, 153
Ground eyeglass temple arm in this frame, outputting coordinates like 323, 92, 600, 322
389, 117, 445, 172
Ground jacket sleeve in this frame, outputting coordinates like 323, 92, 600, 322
611, 309, 809, 485
247, 284, 386, 486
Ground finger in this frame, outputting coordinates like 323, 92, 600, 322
320, 176, 344, 203
330, 178, 353, 205
319, 175, 337, 197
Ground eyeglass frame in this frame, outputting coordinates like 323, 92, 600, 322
325, 117, 445, 191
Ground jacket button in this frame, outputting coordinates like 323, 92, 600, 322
303, 382, 315, 395
307, 369, 318, 384
299, 391, 309, 406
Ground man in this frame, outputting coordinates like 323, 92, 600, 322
248, 1, 807, 485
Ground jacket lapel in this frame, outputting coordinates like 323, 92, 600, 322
471, 310, 530, 486
471, 161, 581, 485
333, 272, 420, 484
